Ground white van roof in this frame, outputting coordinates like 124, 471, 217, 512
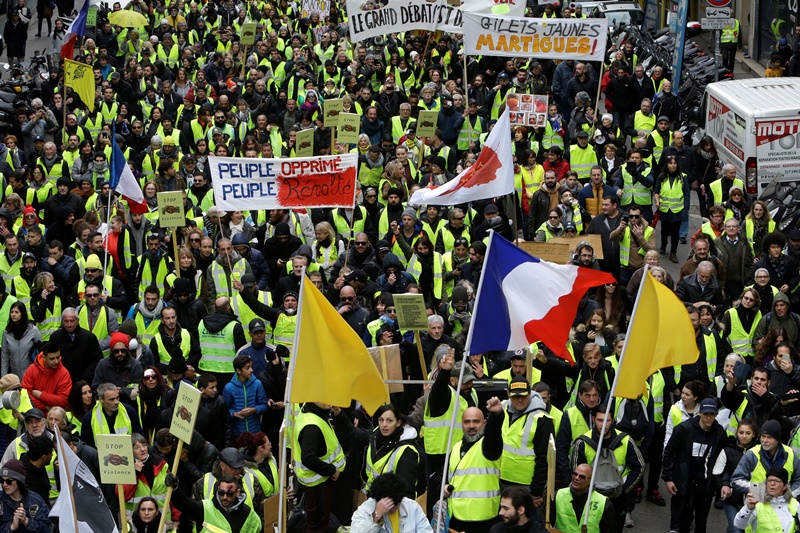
706, 78, 800, 119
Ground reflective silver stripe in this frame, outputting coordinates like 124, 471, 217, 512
200, 342, 234, 350
503, 410, 540, 456
274, 335, 294, 343
424, 419, 451, 428
452, 467, 500, 476
200, 354, 234, 362
451, 490, 501, 499
295, 463, 324, 484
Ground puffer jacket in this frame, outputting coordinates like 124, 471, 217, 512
21, 352, 72, 411
1, 323, 42, 380
222, 374, 268, 437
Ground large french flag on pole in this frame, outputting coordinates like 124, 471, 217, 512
468, 233, 616, 362
110, 124, 148, 214
61, 0, 91, 60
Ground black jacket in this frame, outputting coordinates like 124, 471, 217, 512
50, 326, 103, 383
662, 416, 727, 493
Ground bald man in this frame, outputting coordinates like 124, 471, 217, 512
444, 398, 505, 533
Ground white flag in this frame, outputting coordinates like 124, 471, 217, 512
49, 431, 119, 533
409, 108, 515, 207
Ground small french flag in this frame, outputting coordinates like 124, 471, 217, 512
61, 0, 90, 60
467, 233, 616, 362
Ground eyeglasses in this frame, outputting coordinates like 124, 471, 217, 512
767, 478, 785, 484
144, 374, 157, 380
112, 348, 128, 354
85, 268, 99, 273
341, 296, 355, 301
0, 478, 14, 485
629, 215, 641, 219
606, 283, 618, 287
385, 307, 396, 313
548, 215, 559, 219
85, 293, 100, 298
190, 238, 201, 242
571, 471, 587, 480
354, 241, 368, 247
217, 489, 237, 497
365, 194, 377, 199
453, 216, 465, 221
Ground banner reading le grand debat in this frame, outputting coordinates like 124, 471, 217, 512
346, 0, 525, 43
462, 12, 607, 61
209, 154, 357, 211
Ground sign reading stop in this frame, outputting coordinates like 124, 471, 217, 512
707, 0, 731, 8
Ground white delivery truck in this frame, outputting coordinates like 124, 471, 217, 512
703, 78, 800, 197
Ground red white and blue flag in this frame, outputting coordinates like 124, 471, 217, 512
110, 124, 148, 214
468, 233, 615, 362
61, 0, 91, 60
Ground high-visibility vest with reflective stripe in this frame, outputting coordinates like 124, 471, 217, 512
649, 130, 673, 163
620, 166, 653, 206
569, 144, 596, 181
293, 410, 346, 487
210, 260, 248, 299
727, 308, 761, 360
134, 313, 161, 347
457, 115, 484, 151
491, 90, 508, 120
126, 464, 170, 521
500, 405, 550, 485
542, 119, 565, 150
365, 439, 418, 491
331, 208, 366, 240
202, 471, 256, 510
555, 486, 606, 533
619, 226, 654, 266
11, 276, 31, 308
439, 228, 470, 255
78, 305, 110, 355
535, 222, 562, 242
424, 387, 478, 455
198, 320, 238, 373
0, 254, 21, 290
709, 178, 744, 206
154, 329, 191, 367
406, 252, 444, 300
84, 114, 104, 141
565, 405, 590, 455
651, 372, 666, 424
581, 430, 631, 479
272, 313, 296, 351
391, 116, 416, 144
190, 120, 211, 144
724, 397, 749, 436
701, 221, 719, 241
157, 44, 179, 68
659, 174, 686, 213
90, 401, 133, 436
492, 367, 542, 387
745, 218, 776, 254
633, 111, 656, 134
37, 296, 62, 341
448, 436, 501, 521
703, 332, 718, 382
200, 498, 262, 533
750, 499, 798, 533
246, 459, 279, 498
232, 291, 273, 342
750, 444, 795, 483
138, 255, 170, 296
721, 19, 740, 43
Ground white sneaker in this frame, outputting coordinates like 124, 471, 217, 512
625, 513, 634, 528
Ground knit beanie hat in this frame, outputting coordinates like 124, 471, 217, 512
761, 420, 782, 441
402, 207, 417, 222
1, 459, 25, 484
119, 319, 138, 339
109, 332, 129, 350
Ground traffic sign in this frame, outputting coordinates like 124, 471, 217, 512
706, 6, 731, 18
701, 17, 734, 29
706, 0, 731, 7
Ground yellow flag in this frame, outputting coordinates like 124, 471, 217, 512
615, 271, 700, 399
64, 59, 95, 112
290, 276, 389, 414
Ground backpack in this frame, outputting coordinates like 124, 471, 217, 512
576, 432, 627, 499
615, 398, 649, 442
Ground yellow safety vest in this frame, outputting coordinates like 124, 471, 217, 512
709, 178, 745, 206
568, 144, 597, 182
555, 487, 606, 533
500, 405, 551, 485
134, 313, 161, 347
89, 401, 133, 437
153, 329, 191, 367
620, 166, 653, 206
78, 305, 110, 355
721, 19, 740, 43
633, 111, 656, 134
37, 296, 62, 341
649, 130, 673, 163
197, 320, 238, 373
745, 218, 776, 254
750, 444, 796, 484
448, 437, 501, 521
619, 226, 654, 266
210, 260, 248, 299
659, 174, 686, 213
423, 387, 478, 455
293, 410, 346, 487
200, 498, 262, 533
138, 255, 171, 296
406, 252, 444, 300
726, 308, 762, 360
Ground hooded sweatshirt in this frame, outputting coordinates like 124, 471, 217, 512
753, 292, 800, 348
21, 352, 72, 411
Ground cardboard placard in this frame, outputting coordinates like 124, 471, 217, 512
97, 434, 136, 485
296, 129, 315, 157
392, 293, 429, 330
416, 110, 439, 138
550, 234, 604, 260
263, 494, 279, 528
518, 242, 571, 264
367, 344, 403, 394
240, 22, 258, 45
86, 6, 98, 27
169, 383, 202, 443
156, 191, 185, 228
338, 113, 361, 144
324, 98, 343, 128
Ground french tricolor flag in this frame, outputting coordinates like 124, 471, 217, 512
110, 127, 148, 214
61, 0, 91, 60
467, 233, 615, 363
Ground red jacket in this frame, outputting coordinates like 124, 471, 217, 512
123, 457, 180, 521
21, 353, 72, 412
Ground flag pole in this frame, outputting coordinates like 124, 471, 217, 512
278, 266, 307, 533
103, 121, 115, 294
54, 428, 80, 533
581, 264, 650, 528
434, 229, 496, 533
